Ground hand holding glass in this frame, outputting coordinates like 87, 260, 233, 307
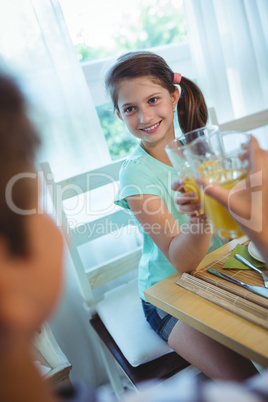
165, 137, 204, 215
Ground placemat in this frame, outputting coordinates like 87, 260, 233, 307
222, 243, 266, 270
190, 239, 268, 307
176, 273, 268, 330
175, 239, 268, 328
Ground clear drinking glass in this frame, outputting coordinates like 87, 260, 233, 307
183, 125, 220, 145
165, 138, 200, 202
184, 129, 251, 240
165, 126, 220, 214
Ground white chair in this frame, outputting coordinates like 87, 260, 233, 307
40, 160, 189, 397
33, 322, 72, 387
209, 107, 268, 132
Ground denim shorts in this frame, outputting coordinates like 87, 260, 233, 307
141, 299, 178, 342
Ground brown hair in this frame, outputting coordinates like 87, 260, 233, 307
105, 50, 208, 134
0, 73, 40, 256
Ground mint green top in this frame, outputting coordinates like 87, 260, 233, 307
115, 145, 222, 300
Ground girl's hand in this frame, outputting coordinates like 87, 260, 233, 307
171, 179, 207, 222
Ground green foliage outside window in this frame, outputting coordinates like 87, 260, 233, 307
96, 104, 139, 160
76, 0, 187, 62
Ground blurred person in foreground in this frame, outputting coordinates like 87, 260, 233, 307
0, 71, 267, 402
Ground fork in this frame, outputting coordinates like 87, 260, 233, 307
234, 254, 268, 289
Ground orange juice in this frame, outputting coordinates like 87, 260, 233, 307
198, 162, 247, 239
184, 176, 201, 203
183, 176, 205, 215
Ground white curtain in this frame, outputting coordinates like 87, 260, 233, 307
0, 0, 112, 386
183, 0, 268, 123
0, 0, 111, 181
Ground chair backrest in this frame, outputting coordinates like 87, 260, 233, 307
40, 160, 142, 310
209, 107, 268, 132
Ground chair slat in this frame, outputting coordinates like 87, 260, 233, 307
209, 108, 268, 132
57, 159, 125, 199
219, 110, 268, 132
86, 247, 142, 289
69, 210, 135, 246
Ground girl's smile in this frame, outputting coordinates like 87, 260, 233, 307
116, 76, 179, 150
141, 120, 162, 133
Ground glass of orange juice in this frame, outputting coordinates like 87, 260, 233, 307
165, 131, 218, 215
184, 128, 251, 240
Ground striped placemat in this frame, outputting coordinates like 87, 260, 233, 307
191, 240, 268, 309
176, 273, 268, 330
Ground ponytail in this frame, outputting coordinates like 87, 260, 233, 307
176, 77, 208, 134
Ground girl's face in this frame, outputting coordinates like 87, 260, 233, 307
117, 76, 180, 149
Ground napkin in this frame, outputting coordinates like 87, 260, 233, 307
222, 244, 266, 270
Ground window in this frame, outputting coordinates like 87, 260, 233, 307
59, 0, 189, 159
60, 0, 187, 62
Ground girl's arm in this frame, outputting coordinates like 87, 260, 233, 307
126, 193, 212, 273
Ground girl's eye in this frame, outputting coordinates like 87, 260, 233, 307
124, 106, 135, 114
148, 97, 158, 104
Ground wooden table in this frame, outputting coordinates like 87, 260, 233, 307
144, 236, 268, 368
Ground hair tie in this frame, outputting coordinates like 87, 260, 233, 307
173, 73, 182, 85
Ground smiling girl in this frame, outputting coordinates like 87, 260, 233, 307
105, 51, 257, 380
